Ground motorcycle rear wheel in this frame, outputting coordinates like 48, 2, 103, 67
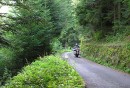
75, 54, 79, 57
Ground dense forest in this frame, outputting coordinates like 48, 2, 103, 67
76, 0, 130, 41
0, 0, 130, 87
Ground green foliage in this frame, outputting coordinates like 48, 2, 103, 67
0, 48, 16, 76
0, 67, 12, 85
48, 0, 80, 47
60, 28, 80, 47
0, 0, 79, 84
3, 55, 84, 88
75, 0, 130, 41
93, 31, 103, 41
105, 28, 130, 42
0, 0, 56, 76
81, 42, 130, 73
50, 38, 63, 53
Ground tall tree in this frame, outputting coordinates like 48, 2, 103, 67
0, 0, 56, 73
48, 0, 79, 46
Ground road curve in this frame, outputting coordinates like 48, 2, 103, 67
62, 52, 130, 88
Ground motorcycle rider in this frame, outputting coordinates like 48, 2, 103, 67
73, 43, 79, 49
73, 43, 80, 57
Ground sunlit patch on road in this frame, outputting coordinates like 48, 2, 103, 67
64, 53, 69, 59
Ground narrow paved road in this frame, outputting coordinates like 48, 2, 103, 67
62, 52, 130, 88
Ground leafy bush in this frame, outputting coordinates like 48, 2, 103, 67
3, 55, 84, 88
93, 31, 103, 41
105, 28, 130, 43
50, 39, 63, 53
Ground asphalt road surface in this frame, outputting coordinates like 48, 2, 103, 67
62, 52, 130, 88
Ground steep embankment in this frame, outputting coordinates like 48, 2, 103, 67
81, 41, 130, 73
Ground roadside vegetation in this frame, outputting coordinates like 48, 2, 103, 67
2, 55, 84, 88
81, 43, 130, 73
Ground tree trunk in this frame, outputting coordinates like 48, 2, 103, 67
114, 2, 116, 33
118, 1, 121, 30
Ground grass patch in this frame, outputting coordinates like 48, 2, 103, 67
3, 55, 84, 88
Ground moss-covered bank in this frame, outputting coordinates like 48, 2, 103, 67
81, 42, 130, 73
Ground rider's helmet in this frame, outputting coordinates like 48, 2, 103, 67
75, 43, 78, 46
75, 43, 79, 48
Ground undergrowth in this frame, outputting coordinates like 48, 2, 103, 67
81, 42, 130, 74
2, 55, 84, 88
105, 28, 130, 43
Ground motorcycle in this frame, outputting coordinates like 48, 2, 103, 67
73, 48, 80, 57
